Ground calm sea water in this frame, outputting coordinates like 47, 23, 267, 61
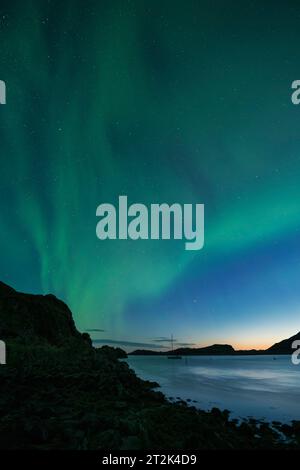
125, 355, 300, 423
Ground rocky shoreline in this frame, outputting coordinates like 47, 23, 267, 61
0, 281, 300, 450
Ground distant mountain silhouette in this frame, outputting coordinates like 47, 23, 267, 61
170, 344, 235, 355
131, 344, 235, 356
130, 349, 162, 355
266, 331, 300, 354
130, 335, 300, 356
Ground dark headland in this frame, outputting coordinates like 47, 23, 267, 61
0, 280, 300, 450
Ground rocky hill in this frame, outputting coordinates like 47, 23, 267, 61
267, 331, 300, 354
0, 281, 85, 346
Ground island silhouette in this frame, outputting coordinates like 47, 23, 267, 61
129, 332, 300, 356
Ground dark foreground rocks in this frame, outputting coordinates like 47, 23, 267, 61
0, 281, 299, 450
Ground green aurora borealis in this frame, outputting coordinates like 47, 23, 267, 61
1, 0, 300, 350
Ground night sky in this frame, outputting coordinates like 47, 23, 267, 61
1, 0, 300, 351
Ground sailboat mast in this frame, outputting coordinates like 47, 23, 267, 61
167, 334, 182, 359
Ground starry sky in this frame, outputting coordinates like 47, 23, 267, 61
1, 0, 300, 351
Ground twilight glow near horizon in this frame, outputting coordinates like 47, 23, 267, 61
1, 0, 300, 351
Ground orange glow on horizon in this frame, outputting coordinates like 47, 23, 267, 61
190, 337, 282, 352
232, 342, 271, 351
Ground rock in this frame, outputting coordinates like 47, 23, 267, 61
0, 284, 82, 346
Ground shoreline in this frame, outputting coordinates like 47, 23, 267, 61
125, 354, 300, 425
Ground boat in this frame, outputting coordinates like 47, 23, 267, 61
167, 334, 182, 359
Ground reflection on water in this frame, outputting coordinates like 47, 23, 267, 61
125, 355, 300, 423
